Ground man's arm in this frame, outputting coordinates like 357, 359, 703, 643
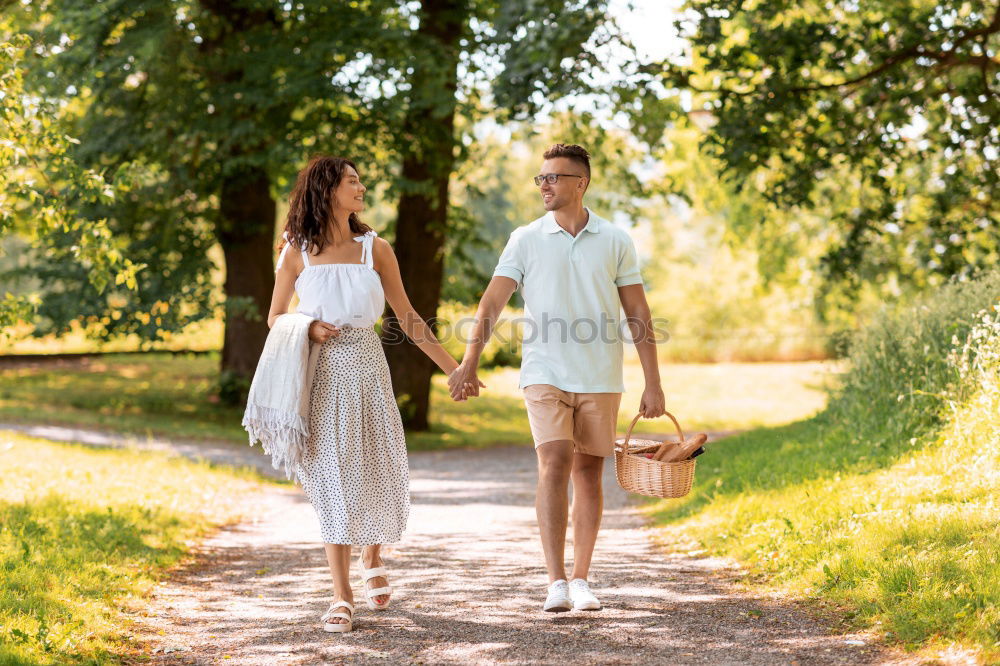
447, 276, 518, 401
618, 284, 665, 418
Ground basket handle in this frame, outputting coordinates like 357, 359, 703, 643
621, 411, 686, 450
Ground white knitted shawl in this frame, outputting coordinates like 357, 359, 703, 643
241, 313, 319, 481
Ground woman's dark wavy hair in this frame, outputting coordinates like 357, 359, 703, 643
278, 155, 372, 255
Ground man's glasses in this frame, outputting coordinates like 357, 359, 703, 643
533, 173, 584, 186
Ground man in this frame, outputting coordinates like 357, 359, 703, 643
449, 143, 666, 612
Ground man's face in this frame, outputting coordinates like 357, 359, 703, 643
537, 157, 587, 211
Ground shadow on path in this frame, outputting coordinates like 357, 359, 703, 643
112, 445, 908, 666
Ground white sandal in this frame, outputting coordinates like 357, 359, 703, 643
321, 600, 354, 633
358, 553, 392, 611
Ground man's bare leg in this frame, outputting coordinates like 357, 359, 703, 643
569, 451, 604, 581
535, 440, 575, 582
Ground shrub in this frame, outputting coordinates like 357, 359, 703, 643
828, 270, 1000, 444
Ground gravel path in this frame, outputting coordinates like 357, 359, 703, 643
5, 423, 913, 665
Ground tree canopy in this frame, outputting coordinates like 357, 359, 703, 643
7, 0, 620, 424
645, 0, 999, 307
0, 31, 143, 330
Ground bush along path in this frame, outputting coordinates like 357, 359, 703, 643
644, 273, 1000, 663
32, 428, 913, 666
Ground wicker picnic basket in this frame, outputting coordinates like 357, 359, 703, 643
614, 411, 698, 499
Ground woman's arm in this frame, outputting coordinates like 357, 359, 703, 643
267, 243, 339, 343
267, 245, 300, 329
373, 237, 460, 375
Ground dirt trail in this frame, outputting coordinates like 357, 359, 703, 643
65, 434, 911, 666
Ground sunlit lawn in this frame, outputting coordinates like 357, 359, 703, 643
0, 350, 836, 450
0, 353, 239, 442
647, 393, 1000, 661
0, 431, 268, 664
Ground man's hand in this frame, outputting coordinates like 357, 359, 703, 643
639, 384, 666, 418
448, 359, 486, 402
308, 320, 340, 344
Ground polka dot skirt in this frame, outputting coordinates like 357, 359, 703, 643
295, 326, 409, 545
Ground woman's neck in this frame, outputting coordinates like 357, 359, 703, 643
325, 209, 353, 245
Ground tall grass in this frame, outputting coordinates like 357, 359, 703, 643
649, 270, 1000, 660
828, 270, 1000, 444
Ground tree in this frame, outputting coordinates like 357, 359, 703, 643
9, 1, 402, 400
378, 0, 621, 428
379, 0, 467, 427
0, 29, 142, 330
11, 0, 621, 426
642, 0, 1000, 311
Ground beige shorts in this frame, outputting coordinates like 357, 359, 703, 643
523, 384, 622, 457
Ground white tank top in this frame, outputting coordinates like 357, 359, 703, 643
275, 230, 385, 328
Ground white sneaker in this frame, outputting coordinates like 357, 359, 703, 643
568, 578, 601, 610
543, 579, 572, 612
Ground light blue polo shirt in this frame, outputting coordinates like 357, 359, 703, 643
493, 208, 643, 393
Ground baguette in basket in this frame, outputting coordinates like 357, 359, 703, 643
653, 432, 709, 462
613, 411, 710, 498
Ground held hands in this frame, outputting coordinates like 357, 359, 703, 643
448, 359, 486, 402
308, 320, 340, 344
639, 384, 666, 418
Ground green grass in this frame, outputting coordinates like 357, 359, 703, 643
0, 353, 246, 442
649, 397, 999, 659
647, 273, 1000, 661
0, 352, 833, 449
0, 431, 269, 664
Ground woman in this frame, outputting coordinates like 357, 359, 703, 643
266, 155, 477, 633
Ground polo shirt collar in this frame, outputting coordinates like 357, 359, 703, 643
542, 208, 602, 234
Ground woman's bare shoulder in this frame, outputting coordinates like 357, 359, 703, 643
277, 240, 305, 276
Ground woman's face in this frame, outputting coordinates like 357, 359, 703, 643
331, 165, 367, 213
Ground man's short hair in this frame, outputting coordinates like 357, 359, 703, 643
542, 143, 591, 180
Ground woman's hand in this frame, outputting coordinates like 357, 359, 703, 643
308, 320, 340, 344
448, 360, 486, 401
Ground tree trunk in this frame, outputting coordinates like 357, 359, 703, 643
383, 0, 467, 430
217, 166, 276, 404
384, 158, 450, 429
194, 2, 283, 404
